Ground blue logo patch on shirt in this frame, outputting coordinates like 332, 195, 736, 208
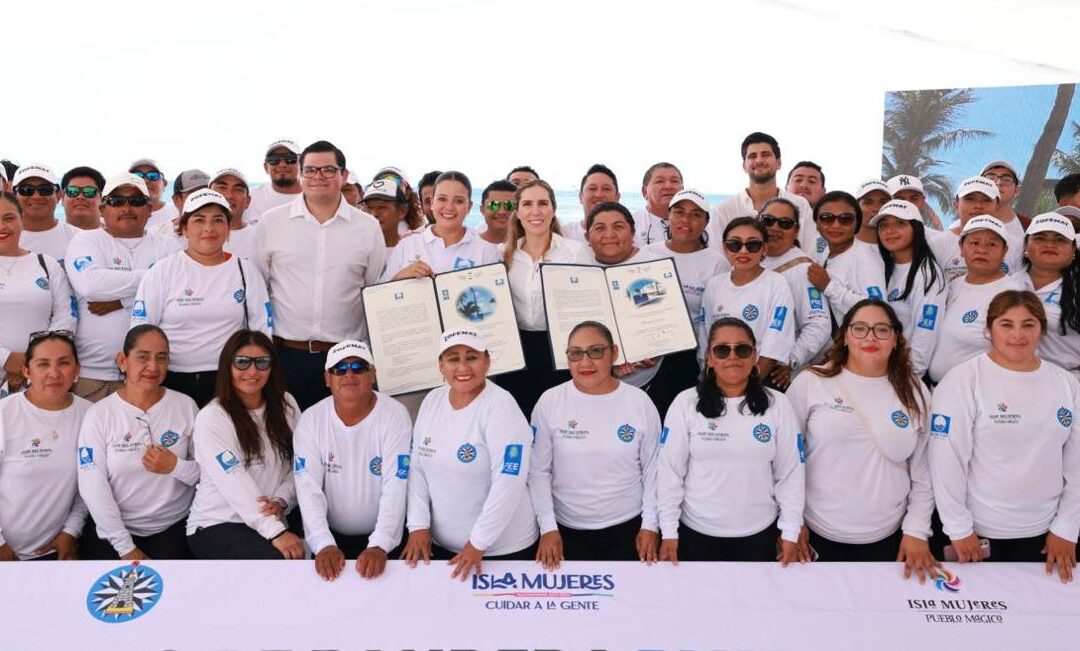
215, 449, 241, 473
816, 238, 827, 254
132, 300, 147, 318
396, 454, 410, 479
1058, 407, 1073, 428
72, 256, 92, 271
769, 306, 788, 331
867, 286, 884, 300
35, 277, 49, 290
369, 455, 382, 477
78, 446, 94, 468
891, 410, 910, 428
930, 414, 951, 437
807, 287, 823, 310
796, 432, 806, 463
233, 289, 245, 303
264, 302, 274, 328
70, 296, 78, 318
456, 443, 478, 463
742, 304, 760, 321
1000, 262, 1010, 274
501, 444, 523, 475
917, 304, 939, 330
888, 288, 901, 301
752, 423, 772, 443
961, 310, 978, 324
1045, 291, 1061, 306
616, 424, 636, 443
660, 426, 669, 445
452, 257, 476, 270
159, 430, 179, 448
294, 456, 306, 473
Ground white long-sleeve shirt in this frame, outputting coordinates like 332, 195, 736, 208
886, 260, 949, 377
293, 392, 412, 554
934, 228, 1024, 281
381, 226, 500, 281
131, 252, 271, 372
708, 189, 821, 254
254, 197, 387, 343
77, 389, 199, 556
20, 221, 79, 265
821, 241, 886, 323
645, 243, 729, 347
700, 268, 795, 366
927, 274, 1023, 383
1015, 272, 1080, 376
0, 393, 91, 558
186, 396, 299, 539
929, 354, 1080, 541
763, 248, 832, 368
407, 383, 538, 555
0, 253, 76, 387
658, 387, 805, 542
787, 369, 934, 543
528, 380, 660, 533
503, 235, 589, 331
65, 229, 176, 380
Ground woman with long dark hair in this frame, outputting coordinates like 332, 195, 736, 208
186, 330, 304, 559
1015, 213, 1080, 376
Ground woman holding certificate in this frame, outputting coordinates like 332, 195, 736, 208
529, 320, 661, 568
402, 330, 539, 580
495, 179, 588, 417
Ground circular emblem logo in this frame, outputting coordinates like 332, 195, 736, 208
752, 423, 772, 443
742, 304, 760, 321
456, 443, 478, 463
1058, 407, 1073, 428
369, 455, 382, 476
888, 288, 901, 301
616, 424, 636, 443
933, 567, 962, 593
86, 562, 164, 623
961, 310, 978, 324
816, 238, 827, 253
890, 410, 910, 428
233, 289, 246, 303
159, 431, 179, 448
35, 277, 50, 290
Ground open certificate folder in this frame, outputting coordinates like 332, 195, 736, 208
362, 263, 526, 395
539, 258, 698, 370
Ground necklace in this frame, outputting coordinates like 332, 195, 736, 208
28, 398, 71, 440
0, 254, 20, 277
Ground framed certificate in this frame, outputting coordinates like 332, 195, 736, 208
540, 258, 697, 370
362, 263, 525, 395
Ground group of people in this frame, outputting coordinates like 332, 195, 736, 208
0, 132, 1077, 585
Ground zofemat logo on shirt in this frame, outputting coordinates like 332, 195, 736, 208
215, 449, 242, 473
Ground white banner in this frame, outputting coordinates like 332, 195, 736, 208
1, 560, 1076, 650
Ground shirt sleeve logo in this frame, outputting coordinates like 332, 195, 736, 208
1057, 407, 1073, 428
769, 306, 788, 331
72, 256, 93, 271
659, 426, 669, 445
501, 444, 523, 475
215, 449, 242, 473
917, 304, 939, 330
131, 300, 147, 318
233, 289, 246, 304
294, 456, 306, 473
396, 454, 410, 479
867, 286, 883, 300
78, 446, 94, 468
930, 414, 951, 436
796, 432, 807, 462
807, 287, 823, 310
264, 301, 274, 329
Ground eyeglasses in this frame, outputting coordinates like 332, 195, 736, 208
28, 329, 75, 344
759, 215, 796, 230
15, 184, 57, 197
816, 212, 857, 226
566, 345, 612, 361
486, 200, 517, 212
103, 195, 150, 207
266, 154, 299, 166
232, 355, 272, 371
848, 323, 895, 340
983, 173, 1016, 186
64, 186, 100, 199
132, 171, 163, 182
301, 166, 341, 178
328, 360, 371, 376
723, 239, 765, 253
710, 343, 755, 359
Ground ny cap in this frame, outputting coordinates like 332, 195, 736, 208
325, 340, 375, 370
886, 174, 924, 197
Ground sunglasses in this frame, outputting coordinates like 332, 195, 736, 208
232, 355, 272, 371
710, 343, 755, 359
266, 155, 299, 166
328, 360, 371, 376
65, 185, 100, 199
566, 345, 612, 361
486, 200, 517, 212
816, 212, 857, 226
28, 329, 76, 345
301, 165, 341, 178
723, 239, 765, 253
760, 215, 796, 230
103, 195, 150, 207
15, 184, 57, 197
132, 171, 163, 182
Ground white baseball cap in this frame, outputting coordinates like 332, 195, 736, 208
438, 329, 488, 355
346, 170, 360, 186
1026, 212, 1077, 240
668, 188, 709, 213
374, 166, 411, 187
855, 179, 890, 201
981, 160, 1021, 181
364, 178, 405, 202
325, 340, 375, 370
128, 158, 161, 173
12, 163, 58, 187
209, 168, 249, 188
956, 176, 1000, 201
960, 215, 1009, 244
886, 174, 924, 197
1054, 205, 1080, 221
182, 189, 230, 215
102, 173, 150, 197
265, 139, 300, 155
869, 199, 921, 226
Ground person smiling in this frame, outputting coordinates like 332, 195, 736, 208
633, 162, 684, 245
478, 180, 518, 246
13, 163, 77, 263
59, 166, 106, 231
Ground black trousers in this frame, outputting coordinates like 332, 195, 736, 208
187, 522, 283, 560
677, 521, 779, 562
330, 530, 406, 558
275, 344, 330, 411
808, 527, 903, 562
429, 539, 539, 561
558, 515, 642, 561
494, 330, 570, 420
80, 516, 192, 560
646, 349, 699, 420
984, 534, 1048, 562
162, 370, 218, 408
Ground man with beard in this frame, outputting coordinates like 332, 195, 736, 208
479, 180, 517, 245
246, 139, 303, 226
129, 158, 176, 230
633, 162, 683, 245
60, 166, 105, 231
708, 132, 817, 254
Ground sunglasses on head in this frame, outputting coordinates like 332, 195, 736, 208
486, 200, 517, 212
266, 154, 299, 166
816, 212, 857, 226
15, 184, 57, 197
759, 215, 796, 230
232, 355, 272, 371
28, 329, 75, 345
132, 171, 163, 182
723, 239, 765, 253
103, 195, 150, 207
566, 345, 612, 361
328, 360, 371, 376
65, 185, 100, 199
710, 343, 754, 359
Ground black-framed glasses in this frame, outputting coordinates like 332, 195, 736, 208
486, 200, 517, 212
816, 212, 857, 226
710, 343, 754, 359
983, 173, 1016, 186
233, 355, 272, 371
723, 239, 765, 253
566, 345, 612, 361
65, 185, 100, 199
266, 154, 299, 166
103, 195, 150, 207
848, 323, 895, 340
15, 184, 57, 197
28, 329, 75, 345
760, 215, 796, 230
328, 360, 371, 376
301, 165, 341, 178
132, 171, 163, 182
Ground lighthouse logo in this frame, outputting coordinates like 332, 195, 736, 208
86, 562, 164, 623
